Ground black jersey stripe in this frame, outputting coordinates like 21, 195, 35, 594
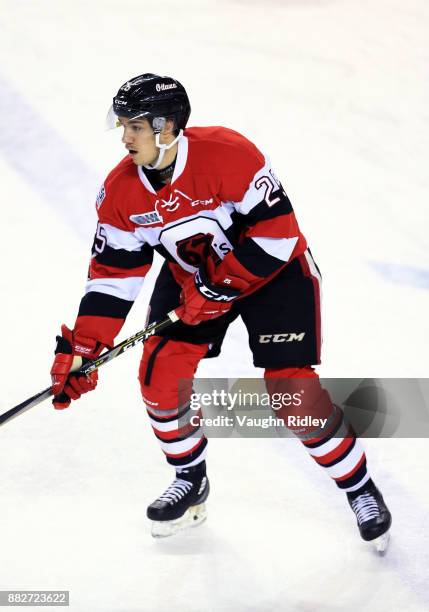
94, 244, 153, 269
243, 192, 293, 227
233, 236, 287, 277
153, 243, 177, 263
78, 291, 134, 319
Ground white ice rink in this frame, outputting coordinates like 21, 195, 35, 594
1, 0, 429, 610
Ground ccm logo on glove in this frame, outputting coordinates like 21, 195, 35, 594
194, 270, 239, 302
176, 259, 247, 326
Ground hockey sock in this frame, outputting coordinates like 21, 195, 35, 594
265, 367, 371, 493
139, 336, 209, 469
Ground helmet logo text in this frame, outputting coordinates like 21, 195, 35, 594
156, 83, 178, 92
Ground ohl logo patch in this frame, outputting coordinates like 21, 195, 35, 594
96, 184, 106, 209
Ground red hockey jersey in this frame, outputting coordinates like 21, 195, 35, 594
75, 126, 307, 347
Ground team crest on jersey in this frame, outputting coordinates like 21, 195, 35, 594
95, 184, 106, 209
155, 189, 214, 215
129, 211, 163, 226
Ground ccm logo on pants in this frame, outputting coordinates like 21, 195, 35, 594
259, 333, 306, 343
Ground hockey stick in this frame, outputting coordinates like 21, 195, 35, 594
1, 310, 179, 428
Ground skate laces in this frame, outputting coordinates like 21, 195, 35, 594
158, 478, 193, 505
350, 492, 380, 524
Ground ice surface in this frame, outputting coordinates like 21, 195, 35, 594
0, 0, 428, 610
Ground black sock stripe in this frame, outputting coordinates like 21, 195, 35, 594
303, 412, 345, 449
318, 436, 356, 468
335, 458, 368, 490
166, 438, 208, 467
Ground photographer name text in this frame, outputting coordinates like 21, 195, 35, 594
190, 415, 327, 429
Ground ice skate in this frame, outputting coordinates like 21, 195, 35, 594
147, 462, 210, 538
347, 479, 392, 554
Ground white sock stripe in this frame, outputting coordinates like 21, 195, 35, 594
148, 410, 195, 432
343, 473, 370, 493
149, 417, 180, 432
158, 435, 203, 455
323, 442, 365, 480
305, 422, 351, 458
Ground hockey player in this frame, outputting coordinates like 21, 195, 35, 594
49, 73, 391, 547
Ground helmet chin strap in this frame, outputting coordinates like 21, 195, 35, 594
143, 129, 184, 170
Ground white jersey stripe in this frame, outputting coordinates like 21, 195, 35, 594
304, 249, 322, 285
100, 223, 145, 250
232, 155, 275, 215
303, 248, 323, 344
85, 277, 144, 302
171, 135, 188, 183
252, 236, 298, 262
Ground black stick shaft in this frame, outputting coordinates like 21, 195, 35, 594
0, 388, 53, 426
1, 310, 178, 427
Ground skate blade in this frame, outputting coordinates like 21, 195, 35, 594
151, 503, 207, 538
371, 531, 390, 555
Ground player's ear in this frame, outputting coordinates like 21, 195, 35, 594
164, 118, 176, 134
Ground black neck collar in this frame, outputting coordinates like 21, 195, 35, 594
142, 158, 177, 191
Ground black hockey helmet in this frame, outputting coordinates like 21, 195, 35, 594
107, 73, 191, 132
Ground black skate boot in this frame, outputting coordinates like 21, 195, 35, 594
347, 479, 392, 553
147, 461, 210, 538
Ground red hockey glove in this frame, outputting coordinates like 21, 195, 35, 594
176, 258, 249, 326
50, 324, 104, 410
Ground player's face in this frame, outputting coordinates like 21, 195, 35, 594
119, 117, 159, 166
